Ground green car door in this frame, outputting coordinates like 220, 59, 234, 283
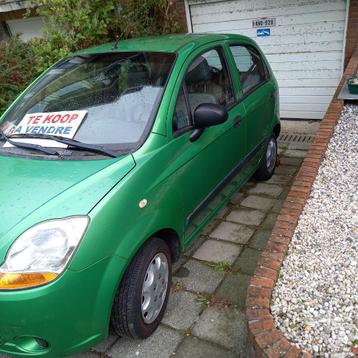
166, 43, 248, 242
228, 43, 276, 154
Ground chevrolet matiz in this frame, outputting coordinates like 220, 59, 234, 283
0, 34, 280, 356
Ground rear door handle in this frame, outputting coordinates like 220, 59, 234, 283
234, 116, 243, 128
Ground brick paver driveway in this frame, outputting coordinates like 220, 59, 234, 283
0, 135, 309, 358
74, 138, 308, 358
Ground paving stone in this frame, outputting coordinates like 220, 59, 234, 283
215, 273, 251, 309
248, 229, 272, 250
215, 206, 228, 219
279, 186, 291, 200
247, 183, 283, 198
226, 209, 266, 226
200, 218, 220, 236
92, 333, 119, 353
266, 174, 291, 185
272, 199, 284, 213
230, 191, 244, 205
173, 259, 225, 294
192, 307, 249, 355
261, 212, 278, 228
175, 336, 237, 358
209, 221, 254, 244
193, 240, 242, 264
284, 149, 307, 158
278, 146, 287, 154
240, 195, 276, 211
172, 255, 188, 274
107, 326, 182, 358
162, 291, 202, 330
73, 353, 99, 358
184, 235, 206, 257
232, 247, 261, 276
287, 142, 311, 151
280, 156, 303, 166
243, 180, 255, 188
274, 165, 297, 175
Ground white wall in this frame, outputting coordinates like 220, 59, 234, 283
6, 16, 44, 41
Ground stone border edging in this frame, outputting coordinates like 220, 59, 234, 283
245, 46, 358, 358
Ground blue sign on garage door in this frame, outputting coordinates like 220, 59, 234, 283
257, 28, 270, 37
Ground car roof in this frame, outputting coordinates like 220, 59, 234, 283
73, 33, 251, 55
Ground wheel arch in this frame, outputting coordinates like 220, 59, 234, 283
151, 228, 182, 263
273, 122, 281, 138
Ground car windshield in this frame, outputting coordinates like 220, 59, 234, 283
0, 51, 175, 152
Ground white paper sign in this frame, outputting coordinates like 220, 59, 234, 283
4, 110, 87, 148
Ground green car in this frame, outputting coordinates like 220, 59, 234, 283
0, 34, 280, 357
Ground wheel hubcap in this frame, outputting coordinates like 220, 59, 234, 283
266, 138, 277, 172
141, 253, 169, 324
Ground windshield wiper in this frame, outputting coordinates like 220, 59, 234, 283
9, 133, 118, 158
0, 129, 60, 156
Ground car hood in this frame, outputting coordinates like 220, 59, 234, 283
0, 154, 135, 240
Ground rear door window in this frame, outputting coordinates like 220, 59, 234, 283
229, 45, 268, 95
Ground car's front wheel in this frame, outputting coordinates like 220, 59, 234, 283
111, 238, 172, 339
253, 134, 278, 181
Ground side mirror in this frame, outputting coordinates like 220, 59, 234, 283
190, 103, 228, 142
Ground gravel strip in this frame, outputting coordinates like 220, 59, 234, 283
271, 104, 358, 357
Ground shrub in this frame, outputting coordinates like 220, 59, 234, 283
26, 0, 181, 71
0, 0, 181, 116
0, 36, 37, 115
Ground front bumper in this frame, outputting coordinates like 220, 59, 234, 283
0, 255, 127, 357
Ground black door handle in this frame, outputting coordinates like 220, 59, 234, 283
234, 116, 243, 128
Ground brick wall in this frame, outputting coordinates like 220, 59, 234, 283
173, 0, 188, 32
345, 0, 358, 68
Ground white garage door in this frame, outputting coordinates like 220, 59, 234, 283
187, 0, 348, 119
6, 17, 44, 42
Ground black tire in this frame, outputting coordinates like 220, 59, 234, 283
253, 134, 278, 181
111, 238, 172, 339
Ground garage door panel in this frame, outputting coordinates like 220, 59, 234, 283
189, 0, 347, 119
280, 95, 332, 104
280, 110, 326, 119
266, 51, 342, 63
274, 69, 342, 80
191, 3, 345, 26
282, 102, 329, 111
278, 78, 340, 87
194, 18, 345, 36
256, 32, 344, 46
280, 87, 336, 96
258, 41, 343, 55
270, 60, 341, 71
189, 0, 345, 17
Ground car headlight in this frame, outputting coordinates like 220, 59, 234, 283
0, 216, 89, 290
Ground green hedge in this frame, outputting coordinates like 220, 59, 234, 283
0, 0, 181, 116
0, 37, 36, 115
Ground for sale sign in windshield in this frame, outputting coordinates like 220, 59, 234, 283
4, 110, 87, 148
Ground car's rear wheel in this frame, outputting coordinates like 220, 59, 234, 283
111, 238, 171, 339
253, 134, 277, 181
